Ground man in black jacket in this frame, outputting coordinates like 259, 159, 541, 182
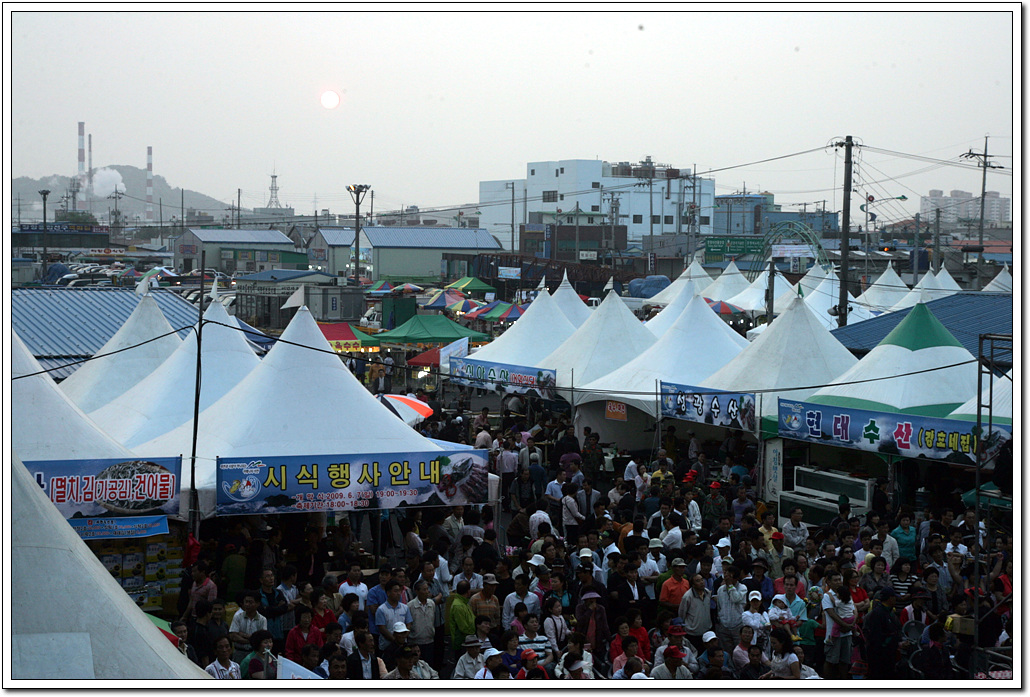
864, 587, 905, 679
346, 629, 382, 679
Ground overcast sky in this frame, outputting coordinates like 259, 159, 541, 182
8, 9, 1016, 225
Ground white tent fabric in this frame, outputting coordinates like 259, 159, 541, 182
646, 260, 713, 305
10, 453, 210, 680
581, 293, 748, 416
982, 263, 1012, 293
135, 307, 442, 518
89, 299, 260, 449
809, 303, 978, 416
59, 293, 183, 413
644, 280, 698, 338
12, 331, 136, 462
702, 296, 858, 419
537, 290, 656, 402
934, 266, 964, 293
726, 265, 796, 314
467, 289, 576, 365
804, 274, 874, 330
948, 371, 1013, 423
551, 270, 593, 327
773, 263, 827, 314
889, 271, 953, 312
699, 260, 751, 301
855, 262, 910, 312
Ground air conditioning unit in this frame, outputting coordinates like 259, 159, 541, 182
786, 466, 875, 523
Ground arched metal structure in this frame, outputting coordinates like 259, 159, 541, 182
737, 220, 832, 280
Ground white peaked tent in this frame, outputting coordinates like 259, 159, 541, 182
10, 454, 210, 680
12, 331, 135, 461
727, 264, 796, 314
855, 262, 910, 311
948, 371, 1013, 424
773, 263, 828, 314
934, 266, 964, 293
581, 293, 749, 416
468, 289, 576, 365
804, 273, 874, 330
888, 271, 951, 312
537, 290, 656, 402
982, 264, 1013, 293
59, 293, 183, 413
702, 296, 858, 421
551, 270, 593, 327
809, 303, 979, 417
647, 260, 713, 305
645, 280, 698, 338
135, 307, 442, 518
89, 298, 260, 449
699, 260, 751, 301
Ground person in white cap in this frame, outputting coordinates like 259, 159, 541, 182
742, 590, 772, 653
474, 647, 509, 679
714, 537, 733, 576
638, 539, 666, 599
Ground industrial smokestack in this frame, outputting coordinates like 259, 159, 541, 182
88, 134, 93, 209
78, 122, 86, 210
146, 146, 154, 222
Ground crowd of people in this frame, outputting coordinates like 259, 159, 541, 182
172, 409, 1013, 680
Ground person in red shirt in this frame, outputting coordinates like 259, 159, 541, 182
285, 605, 324, 662
659, 558, 691, 611
309, 589, 338, 634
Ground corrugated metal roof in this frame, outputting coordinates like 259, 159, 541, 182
318, 227, 356, 247
362, 227, 502, 250
12, 288, 271, 381
236, 269, 337, 283
830, 292, 1013, 361
187, 228, 293, 244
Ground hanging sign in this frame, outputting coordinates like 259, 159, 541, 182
449, 357, 556, 400
22, 457, 182, 539
605, 400, 628, 421
215, 449, 490, 516
777, 399, 1012, 465
659, 381, 758, 431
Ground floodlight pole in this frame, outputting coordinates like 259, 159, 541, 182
348, 185, 371, 285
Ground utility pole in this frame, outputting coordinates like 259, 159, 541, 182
961, 136, 1003, 289
764, 257, 776, 326
348, 184, 371, 285
505, 182, 516, 252
836, 136, 854, 327
181, 190, 184, 233
934, 208, 942, 274
369, 189, 374, 226
38, 189, 51, 279
237, 189, 241, 229
574, 201, 581, 264
912, 212, 921, 286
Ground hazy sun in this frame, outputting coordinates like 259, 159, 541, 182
320, 90, 341, 109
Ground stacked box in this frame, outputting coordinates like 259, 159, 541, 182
100, 554, 123, 579
146, 542, 168, 563
143, 583, 164, 610
145, 561, 168, 582
122, 552, 145, 580
122, 575, 145, 591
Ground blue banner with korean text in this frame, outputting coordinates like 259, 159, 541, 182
776, 399, 1012, 465
449, 357, 556, 400
659, 381, 758, 432
68, 515, 170, 540
215, 450, 490, 516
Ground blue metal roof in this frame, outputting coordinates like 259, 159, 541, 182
830, 292, 1013, 361
318, 227, 356, 247
12, 287, 271, 380
187, 228, 293, 244
361, 227, 502, 250
236, 269, 336, 283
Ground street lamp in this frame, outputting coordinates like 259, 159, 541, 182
38, 189, 51, 279
347, 184, 371, 285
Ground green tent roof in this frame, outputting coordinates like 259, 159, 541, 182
374, 314, 489, 345
879, 302, 964, 351
445, 276, 496, 293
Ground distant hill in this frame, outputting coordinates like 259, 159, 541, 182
11, 166, 240, 225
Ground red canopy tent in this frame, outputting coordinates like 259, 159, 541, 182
406, 347, 441, 367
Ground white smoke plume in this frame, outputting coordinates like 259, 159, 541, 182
91, 167, 126, 198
